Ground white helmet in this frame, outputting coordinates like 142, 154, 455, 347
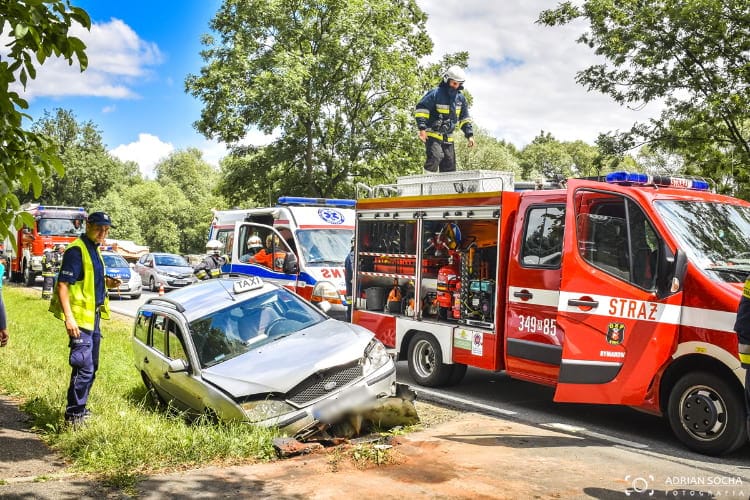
247, 235, 262, 249
206, 239, 223, 255
443, 65, 466, 84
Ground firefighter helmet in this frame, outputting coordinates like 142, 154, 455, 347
247, 235, 262, 250
206, 239, 223, 255
443, 65, 466, 84
56, 244, 66, 252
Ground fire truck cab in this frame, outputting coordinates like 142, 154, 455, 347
352, 170, 749, 455
208, 197, 355, 320
3, 204, 87, 285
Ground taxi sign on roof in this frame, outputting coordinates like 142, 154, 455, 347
233, 276, 264, 294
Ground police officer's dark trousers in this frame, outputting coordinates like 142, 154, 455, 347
65, 311, 101, 418
424, 137, 456, 173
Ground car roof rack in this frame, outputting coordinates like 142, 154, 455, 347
144, 297, 186, 313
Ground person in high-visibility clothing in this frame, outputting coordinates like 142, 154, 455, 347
250, 234, 288, 272
414, 65, 475, 173
194, 240, 226, 280
49, 211, 120, 427
734, 277, 750, 438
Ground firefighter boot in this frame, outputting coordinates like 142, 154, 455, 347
41, 274, 54, 299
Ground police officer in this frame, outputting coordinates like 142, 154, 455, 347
734, 277, 750, 437
49, 211, 120, 426
194, 240, 226, 280
41, 244, 65, 299
415, 65, 475, 173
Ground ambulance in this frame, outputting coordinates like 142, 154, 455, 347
351, 170, 750, 455
208, 197, 355, 320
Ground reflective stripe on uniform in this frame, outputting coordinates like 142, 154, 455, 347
435, 104, 450, 114
743, 279, 750, 299
415, 108, 429, 119
458, 118, 472, 129
426, 131, 454, 142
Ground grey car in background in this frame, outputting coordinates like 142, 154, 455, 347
134, 252, 197, 291
131, 275, 410, 439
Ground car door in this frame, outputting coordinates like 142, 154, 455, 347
554, 182, 681, 406
146, 313, 206, 413
229, 222, 299, 290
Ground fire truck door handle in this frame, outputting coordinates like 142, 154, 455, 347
568, 299, 599, 308
513, 290, 533, 300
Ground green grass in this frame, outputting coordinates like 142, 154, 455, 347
0, 285, 278, 484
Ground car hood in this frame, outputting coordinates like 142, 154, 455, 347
157, 265, 193, 274
105, 267, 131, 280
200, 320, 374, 398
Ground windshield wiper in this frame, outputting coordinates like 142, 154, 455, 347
305, 259, 342, 265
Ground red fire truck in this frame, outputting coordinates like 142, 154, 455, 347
3, 204, 87, 285
351, 170, 749, 455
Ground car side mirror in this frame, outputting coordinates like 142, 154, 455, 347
167, 358, 188, 373
656, 243, 687, 299
284, 253, 299, 274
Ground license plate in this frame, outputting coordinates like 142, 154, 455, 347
173, 279, 188, 285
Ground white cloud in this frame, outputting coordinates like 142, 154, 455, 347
110, 133, 173, 178
417, 0, 663, 147
17, 18, 162, 100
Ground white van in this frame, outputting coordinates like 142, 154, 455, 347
208, 197, 355, 320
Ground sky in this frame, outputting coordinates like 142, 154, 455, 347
17, 0, 662, 178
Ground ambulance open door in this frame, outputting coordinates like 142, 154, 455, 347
553, 183, 684, 406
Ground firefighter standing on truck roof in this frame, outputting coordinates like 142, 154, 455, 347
733, 277, 750, 437
415, 65, 475, 173
194, 240, 226, 280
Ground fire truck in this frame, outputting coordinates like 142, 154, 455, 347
208, 197, 355, 320
3, 204, 87, 285
351, 170, 750, 455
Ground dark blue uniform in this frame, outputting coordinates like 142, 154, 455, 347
58, 235, 106, 420
733, 278, 750, 437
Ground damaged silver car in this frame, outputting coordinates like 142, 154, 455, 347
132, 275, 415, 439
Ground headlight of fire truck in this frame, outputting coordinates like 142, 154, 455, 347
311, 280, 343, 306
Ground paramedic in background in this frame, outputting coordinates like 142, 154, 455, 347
415, 65, 475, 173
733, 277, 750, 437
344, 237, 354, 321
0, 255, 8, 347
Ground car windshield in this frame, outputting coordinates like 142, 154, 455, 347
155, 254, 188, 267
103, 254, 128, 268
654, 199, 750, 283
189, 287, 327, 367
38, 218, 84, 236
296, 229, 352, 265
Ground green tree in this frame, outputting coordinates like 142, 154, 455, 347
454, 128, 521, 176
538, 1, 750, 193
186, 0, 433, 199
0, 0, 90, 240
30, 108, 140, 207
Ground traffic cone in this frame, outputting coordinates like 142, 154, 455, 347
158, 283, 165, 296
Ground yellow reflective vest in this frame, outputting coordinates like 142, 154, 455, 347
49, 238, 110, 330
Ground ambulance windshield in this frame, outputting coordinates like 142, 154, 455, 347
296, 229, 353, 265
654, 200, 750, 283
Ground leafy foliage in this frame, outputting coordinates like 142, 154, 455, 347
0, 0, 90, 242
538, 0, 750, 195
186, 0, 433, 199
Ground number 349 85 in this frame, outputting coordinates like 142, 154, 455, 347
517, 315, 557, 336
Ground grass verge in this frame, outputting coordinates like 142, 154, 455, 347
0, 285, 278, 485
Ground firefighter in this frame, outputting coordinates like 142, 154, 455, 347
239, 235, 263, 263
194, 240, 226, 280
415, 65, 475, 173
41, 244, 64, 299
733, 277, 750, 438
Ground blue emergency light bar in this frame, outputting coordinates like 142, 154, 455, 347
277, 196, 356, 207
605, 171, 710, 191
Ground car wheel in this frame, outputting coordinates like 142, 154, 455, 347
407, 332, 452, 387
667, 371, 747, 456
149, 277, 156, 292
141, 372, 166, 408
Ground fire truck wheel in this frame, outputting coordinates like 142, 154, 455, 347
23, 262, 35, 287
408, 332, 452, 387
667, 371, 747, 456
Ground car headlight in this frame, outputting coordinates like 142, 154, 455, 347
362, 338, 390, 376
240, 399, 296, 423
311, 280, 342, 305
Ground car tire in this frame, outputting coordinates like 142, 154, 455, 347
141, 372, 166, 408
407, 332, 452, 387
667, 371, 747, 456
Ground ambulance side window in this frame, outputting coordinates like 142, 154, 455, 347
521, 205, 564, 267
575, 191, 659, 290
